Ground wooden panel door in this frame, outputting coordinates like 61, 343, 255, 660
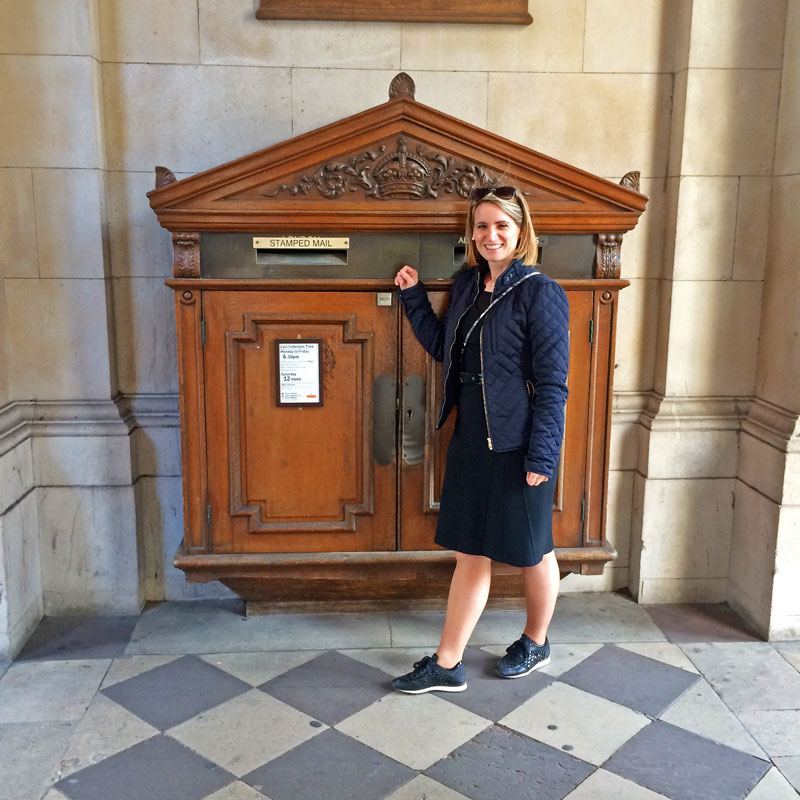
203, 290, 398, 554
399, 288, 454, 550
398, 286, 593, 551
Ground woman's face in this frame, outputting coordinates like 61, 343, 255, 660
472, 201, 521, 269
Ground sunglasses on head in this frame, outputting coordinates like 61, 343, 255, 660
470, 185, 518, 201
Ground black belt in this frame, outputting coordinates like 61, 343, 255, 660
460, 371, 483, 385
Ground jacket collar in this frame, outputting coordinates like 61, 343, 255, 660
477, 258, 533, 289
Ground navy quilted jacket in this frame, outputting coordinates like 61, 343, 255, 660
399, 260, 569, 478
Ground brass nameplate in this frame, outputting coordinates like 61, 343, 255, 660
253, 236, 350, 250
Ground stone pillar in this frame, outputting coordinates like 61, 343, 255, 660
0, 1, 142, 657
731, 0, 800, 639
629, 0, 787, 604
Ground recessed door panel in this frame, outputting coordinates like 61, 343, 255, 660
204, 291, 397, 553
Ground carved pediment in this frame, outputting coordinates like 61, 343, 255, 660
149, 73, 647, 234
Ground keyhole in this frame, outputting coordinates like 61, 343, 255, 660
406, 408, 413, 421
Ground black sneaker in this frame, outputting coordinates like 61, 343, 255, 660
495, 634, 550, 679
392, 654, 467, 694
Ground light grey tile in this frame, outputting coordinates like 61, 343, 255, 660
128, 602, 391, 654
100, 655, 180, 689
773, 756, 800, 793
683, 642, 800, 710
199, 651, 322, 686
499, 682, 649, 766
58, 693, 158, 778
745, 767, 800, 800
564, 769, 670, 799
547, 593, 666, 643
41, 789, 71, 800
204, 782, 273, 800
0, 659, 109, 723
618, 642, 700, 674
0, 721, 74, 800
169, 689, 325, 777
336, 693, 491, 770
737, 709, 800, 757
660, 678, 767, 759
383, 774, 471, 800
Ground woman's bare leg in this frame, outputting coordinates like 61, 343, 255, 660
520, 550, 559, 644
435, 552, 493, 668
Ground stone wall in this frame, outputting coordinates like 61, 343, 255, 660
0, 0, 797, 656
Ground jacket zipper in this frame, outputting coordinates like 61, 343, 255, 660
475, 270, 541, 451
479, 325, 493, 449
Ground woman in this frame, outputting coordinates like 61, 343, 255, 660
392, 186, 569, 693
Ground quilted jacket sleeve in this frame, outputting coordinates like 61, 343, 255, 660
398, 281, 450, 363
525, 279, 570, 478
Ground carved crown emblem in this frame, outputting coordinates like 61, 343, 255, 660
372, 137, 429, 198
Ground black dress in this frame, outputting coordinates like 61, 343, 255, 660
434, 289, 557, 567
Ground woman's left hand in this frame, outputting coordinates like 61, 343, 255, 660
526, 472, 548, 486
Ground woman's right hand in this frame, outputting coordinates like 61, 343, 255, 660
394, 265, 419, 290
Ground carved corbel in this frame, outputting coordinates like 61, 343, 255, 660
595, 233, 623, 279
173, 232, 201, 278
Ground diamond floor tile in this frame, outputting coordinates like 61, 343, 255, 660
55, 734, 235, 800
500, 681, 650, 766
562, 769, 669, 799
102, 654, 250, 729
383, 774, 472, 799
336, 691, 491, 770
258, 650, 392, 725
243, 728, 413, 800
426, 724, 594, 800
605, 720, 771, 800
168, 689, 326, 776
559, 645, 698, 717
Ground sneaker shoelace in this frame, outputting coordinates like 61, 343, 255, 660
505, 638, 529, 660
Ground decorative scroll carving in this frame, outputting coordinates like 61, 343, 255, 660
173, 232, 201, 278
155, 166, 177, 189
265, 136, 499, 200
620, 171, 640, 193
389, 72, 415, 100
595, 233, 622, 279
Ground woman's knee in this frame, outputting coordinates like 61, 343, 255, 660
454, 551, 492, 569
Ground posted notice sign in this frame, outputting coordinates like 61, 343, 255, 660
275, 340, 323, 406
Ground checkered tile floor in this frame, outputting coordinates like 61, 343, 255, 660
2, 595, 799, 800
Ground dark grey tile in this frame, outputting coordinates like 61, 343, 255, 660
426, 724, 593, 800
440, 647, 552, 721
258, 650, 391, 725
644, 603, 760, 643
16, 616, 139, 661
54, 734, 235, 800
102, 655, 250, 730
559, 644, 698, 717
605, 720, 771, 800
243, 728, 413, 800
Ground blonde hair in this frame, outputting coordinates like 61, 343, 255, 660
464, 188, 538, 268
